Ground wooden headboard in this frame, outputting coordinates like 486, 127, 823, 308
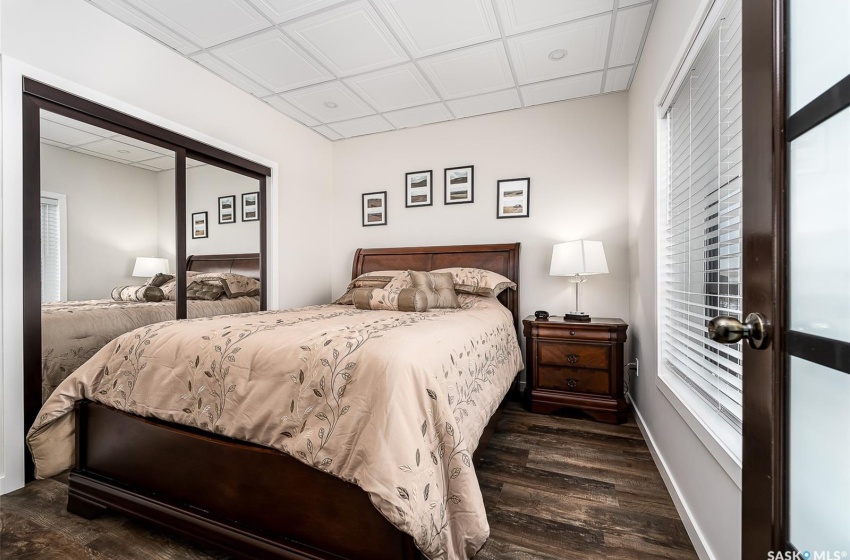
187, 253, 261, 280
352, 243, 521, 329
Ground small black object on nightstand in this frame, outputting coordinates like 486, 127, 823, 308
563, 311, 591, 322
534, 310, 550, 320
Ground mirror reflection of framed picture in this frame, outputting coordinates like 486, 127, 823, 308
496, 178, 530, 219
242, 191, 259, 222
362, 191, 387, 227
444, 165, 474, 205
405, 170, 432, 208
218, 195, 236, 224
192, 211, 208, 239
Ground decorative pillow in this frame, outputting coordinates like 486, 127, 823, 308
186, 281, 225, 301
145, 273, 174, 287
191, 272, 260, 298
334, 270, 403, 305
111, 285, 164, 302
409, 271, 459, 309
352, 287, 428, 312
431, 267, 516, 298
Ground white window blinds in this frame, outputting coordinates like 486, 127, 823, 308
660, 0, 743, 440
41, 195, 63, 303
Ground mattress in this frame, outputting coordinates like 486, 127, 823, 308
41, 297, 259, 400
29, 296, 523, 560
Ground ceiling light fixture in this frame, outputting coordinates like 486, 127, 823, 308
324, 101, 338, 109
548, 49, 567, 61
117, 149, 131, 154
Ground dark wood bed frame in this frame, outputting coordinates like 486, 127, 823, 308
65, 243, 521, 560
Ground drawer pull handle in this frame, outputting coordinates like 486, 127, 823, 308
567, 354, 579, 364
570, 331, 576, 335
567, 378, 578, 388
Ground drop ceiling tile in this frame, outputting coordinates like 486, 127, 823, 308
111, 134, 174, 156
250, 0, 348, 24
73, 137, 164, 163
40, 119, 105, 146
445, 88, 521, 118
131, 162, 163, 171
135, 155, 176, 170
263, 95, 321, 126
344, 64, 439, 112
282, 81, 375, 123
69, 147, 130, 165
191, 52, 272, 97
604, 65, 633, 92
210, 30, 332, 93
42, 112, 114, 137
418, 41, 515, 100
494, 0, 614, 35
507, 14, 611, 85
187, 158, 206, 168
328, 115, 394, 138
40, 139, 71, 149
383, 103, 453, 128
520, 71, 603, 106
284, 1, 408, 77
373, 0, 500, 58
88, 0, 198, 54
608, 3, 652, 67
313, 125, 343, 140
619, 0, 650, 8
126, 0, 270, 48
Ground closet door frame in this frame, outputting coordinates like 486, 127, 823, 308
22, 78, 271, 480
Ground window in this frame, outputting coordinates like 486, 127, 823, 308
40, 192, 67, 302
657, 0, 743, 462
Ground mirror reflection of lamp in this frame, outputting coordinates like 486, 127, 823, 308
132, 257, 170, 278
549, 240, 609, 322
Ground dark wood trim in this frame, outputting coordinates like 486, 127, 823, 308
259, 178, 268, 310
23, 78, 271, 177
786, 331, 850, 375
741, 0, 787, 555
22, 93, 42, 482
186, 253, 261, 280
443, 165, 474, 205
404, 170, 433, 208
787, 73, 850, 141
176, 149, 188, 320
186, 149, 266, 181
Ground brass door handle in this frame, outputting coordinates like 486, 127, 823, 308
566, 378, 578, 388
708, 313, 770, 350
567, 354, 579, 364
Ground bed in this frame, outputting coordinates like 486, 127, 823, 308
40, 253, 261, 401
27, 243, 522, 560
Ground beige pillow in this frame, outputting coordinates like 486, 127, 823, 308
191, 272, 260, 298
409, 271, 459, 309
111, 285, 164, 302
334, 270, 402, 305
352, 287, 429, 312
431, 267, 516, 298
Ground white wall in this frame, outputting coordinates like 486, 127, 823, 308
41, 143, 161, 300
1, 0, 333, 493
331, 94, 631, 338
627, 1, 741, 559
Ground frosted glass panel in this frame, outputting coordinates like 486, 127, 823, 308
789, 0, 850, 113
788, 357, 850, 552
789, 108, 850, 343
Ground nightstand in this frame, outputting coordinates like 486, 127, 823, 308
523, 316, 629, 424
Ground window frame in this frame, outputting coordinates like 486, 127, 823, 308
653, 0, 743, 487
40, 190, 68, 302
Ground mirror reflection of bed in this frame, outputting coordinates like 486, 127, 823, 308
39, 109, 261, 402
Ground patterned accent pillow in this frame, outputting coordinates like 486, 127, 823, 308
334, 270, 403, 305
431, 267, 516, 298
186, 281, 225, 301
352, 287, 429, 312
191, 272, 260, 298
409, 271, 459, 309
111, 285, 164, 302
145, 273, 174, 287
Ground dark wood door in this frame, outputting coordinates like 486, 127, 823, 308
728, 0, 850, 557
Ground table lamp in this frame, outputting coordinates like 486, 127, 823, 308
549, 240, 609, 322
132, 257, 170, 278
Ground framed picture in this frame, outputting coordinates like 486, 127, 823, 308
191, 211, 208, 239
496, 178, 530, 219
362, 191, 387, 227
218, 195, 236, 224
444, 165, 474, 205
405, 170, 432, 208
242, 191, 259, 222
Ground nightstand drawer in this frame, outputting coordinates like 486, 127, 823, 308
538, 341, 609, 370
537, 366, 609, 395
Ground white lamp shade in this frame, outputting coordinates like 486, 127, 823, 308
132, 257, 170, 277
550, 240, 609, 276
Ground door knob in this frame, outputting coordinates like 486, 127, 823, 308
708, 313, 770, 350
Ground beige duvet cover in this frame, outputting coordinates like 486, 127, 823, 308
29, 297, 523, 559
41, 297, 260, 401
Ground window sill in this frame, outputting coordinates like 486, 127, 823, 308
656, 369, 743, 489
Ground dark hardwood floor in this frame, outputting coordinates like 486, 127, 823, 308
0, 402, 697, 559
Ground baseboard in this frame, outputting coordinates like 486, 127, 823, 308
628, 395, 715, 560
